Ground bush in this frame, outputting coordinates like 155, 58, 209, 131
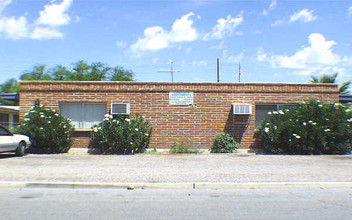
259, 100, 352, 155
15, 105, 74, 154
169, 142, 199, 154
210, 132, 239, 153
90, 114, 152, 154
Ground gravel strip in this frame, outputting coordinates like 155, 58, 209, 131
0, 153, 351, 183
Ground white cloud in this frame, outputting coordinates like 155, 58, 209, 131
263, 0, 277, 16
116, 40, 127, 47
348, 6, 352, 16
203, 14, 243, 40
35, 0, 73, 26
0, 16, 28, 39
272, 9, 317, 27
0, 0, 28, 39
130, 12, 199, 55
0, 0, 11, 13
0, 0, 74, 40
271, 19, 284, 27
192, 60, 207, 66
270, 33, 345, 75
169, 12, 198, 42
289, 9, 317, 23
210, 41, 224, 50
30, 26, 63, 39
222, 50, 244, 63
269, 0, 277, 10
257, 48, 268, 62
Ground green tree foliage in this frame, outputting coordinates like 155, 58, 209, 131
90, 114, 152, 154
15, 105, 74, 154
310, 73, 351, 94
259, 100, 352, 155
0, 78, 19, 105
20, 61, 134, 81
20, 65, 52, 81
110, 67, 134, 81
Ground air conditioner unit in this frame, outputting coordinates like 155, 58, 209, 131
111, 103, 130, 115
232, 103, 251, 115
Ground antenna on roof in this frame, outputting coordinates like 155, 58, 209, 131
158, 59, 179, 82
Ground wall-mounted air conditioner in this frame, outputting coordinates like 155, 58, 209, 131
111, 103, 130, 115
232, 103, 251, 115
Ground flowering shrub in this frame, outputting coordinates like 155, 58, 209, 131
15, 105, 74, 154
210, 132, 239, 153
90, 114, 152, 154
260, 100, 352, 155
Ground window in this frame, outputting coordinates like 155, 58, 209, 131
60, 103, 106, 129
255, 104, 295, 128
0, 126, 10, 136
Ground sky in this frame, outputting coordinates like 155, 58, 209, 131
0, 0, 352, 90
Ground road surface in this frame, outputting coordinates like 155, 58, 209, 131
1, 187, 351, 219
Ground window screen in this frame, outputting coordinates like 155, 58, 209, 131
60, 103, 106, 129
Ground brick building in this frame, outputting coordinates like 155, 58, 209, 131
19, 81, 339, 151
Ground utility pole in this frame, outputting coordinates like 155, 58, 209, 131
238, 62, 241, 82
217, 58, 220, 82
158, 59, 179, 82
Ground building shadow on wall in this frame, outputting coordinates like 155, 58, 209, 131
224, 110, 255, 151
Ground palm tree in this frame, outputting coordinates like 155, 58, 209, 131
310, 73, 351, 95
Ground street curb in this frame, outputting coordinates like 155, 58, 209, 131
0, 181, 351, 189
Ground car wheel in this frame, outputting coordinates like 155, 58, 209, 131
15, 142, 26, 157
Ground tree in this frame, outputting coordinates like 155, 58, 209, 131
0, 78, 19, 105
20, 65, 52, 81
110, 67, 134, 81
310, 73, 351, 95
20, 61, 134, 82
51, 65, 72, 81
0, 78, 19, 93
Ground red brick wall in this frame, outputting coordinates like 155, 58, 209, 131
19, 81, 339, 150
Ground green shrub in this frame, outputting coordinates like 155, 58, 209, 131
169, 142, 199, 154
15, 105, 74, 154
260, 100, 352, 155
210, 132, 239, 153
90, 114, 152, 154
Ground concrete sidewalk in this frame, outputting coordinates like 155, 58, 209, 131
0, 152, 352, 188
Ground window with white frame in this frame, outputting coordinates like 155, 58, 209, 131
255, 104, 295, 128
60, 103, 106, 129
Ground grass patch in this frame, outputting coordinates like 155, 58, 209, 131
169, 143, 199, 154
143, 148, 169, 155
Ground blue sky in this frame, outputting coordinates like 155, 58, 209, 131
0, 0, 352, 89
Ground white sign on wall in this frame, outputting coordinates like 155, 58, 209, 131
169, 92, 193, 105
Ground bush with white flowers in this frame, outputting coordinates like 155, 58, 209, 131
259, 100, 352, 155
15, 105, 74, 154
90, 114, 152, 154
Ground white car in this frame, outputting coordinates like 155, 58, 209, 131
0, 125, 31, 156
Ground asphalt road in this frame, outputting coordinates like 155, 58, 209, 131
1, 188, 352, 220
